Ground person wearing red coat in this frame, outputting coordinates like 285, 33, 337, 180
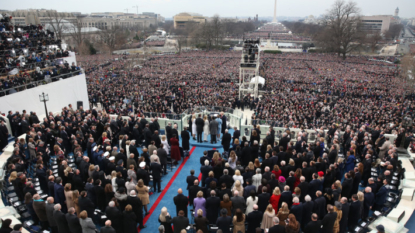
170, 135, 181, 165
269, 188, 281, 214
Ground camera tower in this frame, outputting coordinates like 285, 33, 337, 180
238, 39, 261, 99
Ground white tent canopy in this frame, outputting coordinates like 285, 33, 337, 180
249, 76, 265, 87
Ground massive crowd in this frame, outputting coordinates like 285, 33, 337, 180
82, 51, 413, 135
1, 101, 406, 233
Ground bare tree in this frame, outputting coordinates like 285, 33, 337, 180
211, 15, 224, 46
317, 0, 363, 58
45, 10, 68, 40
366, 31, 382, 52
385, 24, 403, 40
399, 55, 415, 102
98, 26, 127, 54
67, 17, 86, 53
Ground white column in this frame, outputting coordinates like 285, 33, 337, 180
273, 0, 277, 22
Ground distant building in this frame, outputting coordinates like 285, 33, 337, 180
395, 7, 399, 17
360, 15, 400, 33
0, 9, 77, 26
81, 12, 159, 29
173, 12, 206, 29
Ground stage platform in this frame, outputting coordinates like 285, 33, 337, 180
187, 129, 234, 149
189, 136, 223, 148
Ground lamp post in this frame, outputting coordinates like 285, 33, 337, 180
39, 92, 49, 118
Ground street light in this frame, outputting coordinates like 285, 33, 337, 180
39, 92, 49, 118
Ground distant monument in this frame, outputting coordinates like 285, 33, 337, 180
394, 7, 399, 17
273, 0, 277, 22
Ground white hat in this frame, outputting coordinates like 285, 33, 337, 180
104, 152, 109, 157
139, 162, 146, 168
109, 156, 115, 161
93, 146, 97, 151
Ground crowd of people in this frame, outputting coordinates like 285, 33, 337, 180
0, 15, 77, 95
1, 97, 405, 233
81, 50, 413, 137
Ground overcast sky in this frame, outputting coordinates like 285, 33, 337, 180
2, 0, 414, 19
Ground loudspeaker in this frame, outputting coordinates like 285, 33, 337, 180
77, 101, 83, 109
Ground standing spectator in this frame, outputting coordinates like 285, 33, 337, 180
158, 207, 173, 233
322, 205, 337, 233
206, 190, 220, 223
64, 183, 74, 210
333, 202, 343, 233
123, 205, 137, 233
232, 208, 246, 233
65, 207, 82, 233
100, 220, 117, 233
285, 214, 300, 233
246, 204, 262, 233
45, 197, 58, 233
172, 210, 189, 233
150, 158, 163, 192
194, 209, 209, 233
216, 209, 232, 233
194, 191, 206, 217
261, 204, 276, 230
53, 204, 70, 233
32, 194, 48, 230
0, 219, 12, 233
245, 190, 258, 215
79, 210, 96, 233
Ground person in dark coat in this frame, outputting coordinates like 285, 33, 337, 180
53, 204, 71, 233
297, 176, 309, 202
374, 179, 388, 211
341, 173, 353, 199
304, 213, 322, 233
54, 178, 67, 213
152, 130, 162, 148
157, 146, 168, 175
268, 217, 287, 233
32, 194, 48, 230
189, 180, 203, 207
279, 186, 292, 208
36, 164, 48, 194
126, 191, 145, 229
339, 197, 350, 233
302, 195, 314, 229
314, 191, 326, 220
216, 209, 232, 233
309, 173, 322, 200
363, 187, 375, 219
289, 197, 303, 224
172, 210, 190, 233
257, 187, 271, 213
65, 207, 82, 233
78, 191, 95, 219
174, 188, 189, 218
222, 130, 232, 152
206, 190, 221, 224
100, 221, 117, 233
246, 205, 263, 233
45, 197, 58, 233
220, 113, 227, 135
348, 195, 361, 229
181, 127, 190, 151
321, 205, 337, 233
123, 205, 138, 233
105, 201, 123, 233
150, 158, 163, 192
194, 209, 209, 233
187, 170, 197, 190
195, 114, 205, 143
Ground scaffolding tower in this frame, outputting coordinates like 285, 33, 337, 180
238, 39, 261, 99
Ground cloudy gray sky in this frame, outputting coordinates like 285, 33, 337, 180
2, 0, 414, 18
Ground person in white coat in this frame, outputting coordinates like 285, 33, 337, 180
252, 168, 262, 192
203, 115, 209, 142
192, 115, 197, 140
161, 135, 170, 154
245, 190, 258, 215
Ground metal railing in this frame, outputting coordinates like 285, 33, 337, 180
0, 70, 84, 96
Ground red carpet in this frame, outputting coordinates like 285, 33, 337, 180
137, 146, 196, 232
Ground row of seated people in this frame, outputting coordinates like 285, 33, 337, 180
0, 61, 82, 96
